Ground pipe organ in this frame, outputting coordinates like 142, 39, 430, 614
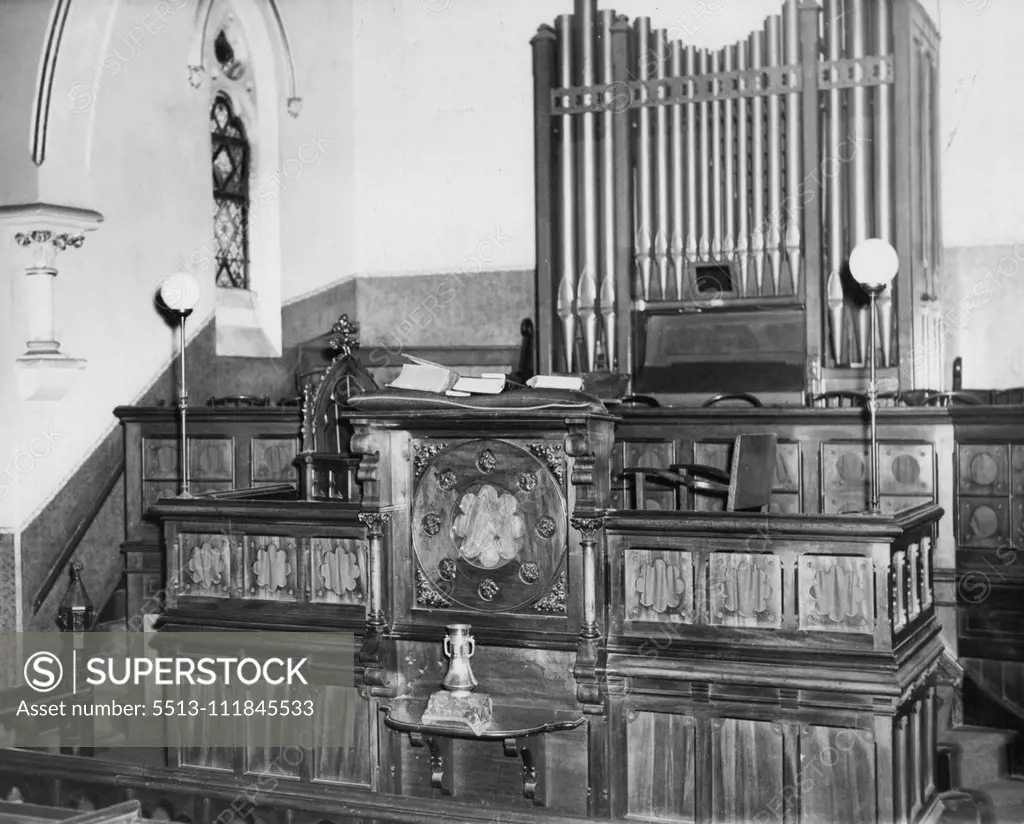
532, 0, 942, 402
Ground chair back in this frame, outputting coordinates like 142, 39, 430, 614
727, 433, 778, 512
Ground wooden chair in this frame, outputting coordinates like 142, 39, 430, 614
619, 433, 778, 513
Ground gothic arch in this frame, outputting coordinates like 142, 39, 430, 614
194, 0, 290, 357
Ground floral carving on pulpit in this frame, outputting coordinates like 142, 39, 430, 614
435, 469, 458, 492
252, 543, 291, 592
320, 545, 361, 596
187, 541, 226, 589
421, 513, 443, 537
477, 449, 497, 473
453, 485, 525, 570
809, 559, 869, 624
798, 555, 874, 634
719, 562, 771, 617
635, 558, 686, 614
710, 554, 779, 626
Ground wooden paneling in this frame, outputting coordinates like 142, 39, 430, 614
798, 726, 876, 824
958, 497, 1010, 549
310, 538, 366, 606
311, 686, 370, 787
708, 553, 783, 630
798, 555, 875, 635
710, 719, 784, 824
624, 549, 694, 625
626, 712, 696, 822
958, 444, 1008, 496
245, 536, 299, 602
177, 532, 232, 599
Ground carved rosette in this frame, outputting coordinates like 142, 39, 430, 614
476, 449, 497, 473
518, 472, 537, 492
438, 558, 457, 581
533, 572, 567, 614
536, 516, 556, 538
477, 579, 499, 602
421, 513, 442, 537
529, 442, 564, 483
435, 468, 457, 491
414, 443, 449, 478
519, 562, 540, 584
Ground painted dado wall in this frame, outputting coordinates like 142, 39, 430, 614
0, 0, 1018, 543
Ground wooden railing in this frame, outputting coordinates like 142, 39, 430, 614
32, 456, 125, 615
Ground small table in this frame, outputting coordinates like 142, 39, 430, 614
383, 697, 584, 803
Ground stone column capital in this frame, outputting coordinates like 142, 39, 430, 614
0, 203, 102, 402
14, 230, 87, 270
0, 202, 102, 269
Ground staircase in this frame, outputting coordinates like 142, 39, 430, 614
937, 674, 1024, 823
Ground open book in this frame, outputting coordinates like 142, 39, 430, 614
388, 356, 506, 395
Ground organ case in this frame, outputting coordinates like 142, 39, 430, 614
532, 0, 943, 401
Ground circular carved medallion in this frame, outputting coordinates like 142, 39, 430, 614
477, 579, 499, 601
411, 438, 567, 613
438, 558, 457, 581
519, 562, 540, 584
421, 513, 442, 536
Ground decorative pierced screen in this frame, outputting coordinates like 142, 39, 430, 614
210, 94, 250, 289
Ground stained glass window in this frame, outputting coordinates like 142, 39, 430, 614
210, 94, 250, 289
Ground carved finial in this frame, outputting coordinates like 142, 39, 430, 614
300, 382, 313, 452
329, 314, 360, 357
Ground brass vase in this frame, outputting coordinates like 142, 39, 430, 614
441, 623, 478, 697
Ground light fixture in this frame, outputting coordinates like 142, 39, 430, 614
849, 238, 899, 514
159, 273, 201, 498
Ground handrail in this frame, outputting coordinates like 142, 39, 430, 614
33, 455, 125, 614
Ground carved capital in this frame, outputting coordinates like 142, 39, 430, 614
358, 511, 392, 536
571, 516, 605, 538
14, 230, 85, 270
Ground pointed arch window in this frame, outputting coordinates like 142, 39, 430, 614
210, 94, 250, 289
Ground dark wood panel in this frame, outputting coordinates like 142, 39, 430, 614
626, 712, 695, 822
710, 718, 784, 824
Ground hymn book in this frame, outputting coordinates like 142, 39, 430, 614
388, 357, 506, 395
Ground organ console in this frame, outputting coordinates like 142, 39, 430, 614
532, 0, 943, 402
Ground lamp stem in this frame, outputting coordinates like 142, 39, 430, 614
178, 310, 192, 498
867, 289, 880, 513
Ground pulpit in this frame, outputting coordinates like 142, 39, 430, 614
343, 387, 615, 813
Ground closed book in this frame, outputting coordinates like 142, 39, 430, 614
389, 363, 459, 393
526, 375, 584, 391
452, 376, 505, 395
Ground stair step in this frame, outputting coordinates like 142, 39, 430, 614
938, 778, 1024, 824
940, 726, 1016, 790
